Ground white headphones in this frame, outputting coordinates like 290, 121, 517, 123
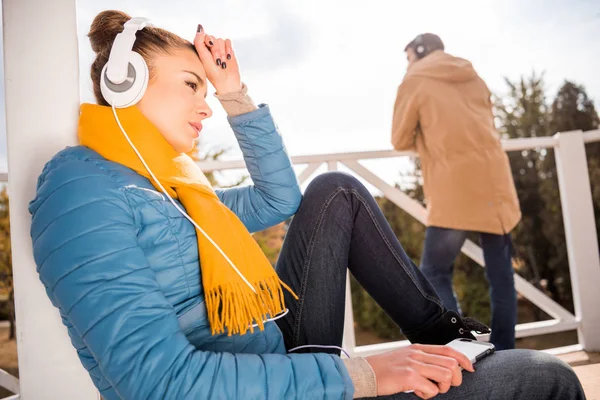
100, 17, 150, 108
414, 35, 426, 58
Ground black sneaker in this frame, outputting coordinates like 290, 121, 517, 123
405, 310, 491, 345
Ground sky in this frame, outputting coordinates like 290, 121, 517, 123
1, 0, 599, 187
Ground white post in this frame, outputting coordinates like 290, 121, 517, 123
342, 276, 356, 356
3, 0, 98, 398
554, 130, 600, 351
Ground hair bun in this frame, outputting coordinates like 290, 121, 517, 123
88, 10, 131, 54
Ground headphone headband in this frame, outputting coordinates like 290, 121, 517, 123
106, 17, 149, 84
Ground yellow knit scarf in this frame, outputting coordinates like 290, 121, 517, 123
78, 104, 297, 336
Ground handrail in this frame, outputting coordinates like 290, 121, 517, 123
197, 130, 599, 173
0, 131, 597, 180
583, 129, 600, 143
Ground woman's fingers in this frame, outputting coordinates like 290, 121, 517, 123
205, 35, 220, 65
193, 26, 242, 94
411, 344, 474, 372
193, 26, 213, 66
204, 34, 214, 48
411, 359, 454, 394
202, 36, 226, 68
217, 38, 227, 68
193, 25, 237, 70
413, 351, 463, 388
410, 374, 440, 399
225, 39, 233, 61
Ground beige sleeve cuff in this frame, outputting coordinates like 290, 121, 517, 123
214, 83, 258, 117
343, 357, 378, 398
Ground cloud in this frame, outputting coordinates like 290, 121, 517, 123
76, 1, 312, 76
232, 3, 312, 73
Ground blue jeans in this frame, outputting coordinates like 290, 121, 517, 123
276, 172, 585, 400
420, 227, 517, 350
275, 172, 583, 399
275, 174, 446, 348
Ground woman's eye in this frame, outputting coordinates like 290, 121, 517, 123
186, 81, 198, 91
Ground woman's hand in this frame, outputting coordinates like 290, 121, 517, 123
366, 344, 474, 399
194, 25, 242, 95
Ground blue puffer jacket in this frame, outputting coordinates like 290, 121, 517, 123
29, 105, 354, 400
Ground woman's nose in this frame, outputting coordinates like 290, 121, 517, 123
197, 100, 213, 119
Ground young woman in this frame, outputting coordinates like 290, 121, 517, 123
28, 10, 585, 400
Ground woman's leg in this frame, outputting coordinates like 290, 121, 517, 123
369, 350, 585, 400
275, 172, 475, 353
420, 227, 468, 315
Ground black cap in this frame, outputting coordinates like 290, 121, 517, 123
405, 33, 445, 59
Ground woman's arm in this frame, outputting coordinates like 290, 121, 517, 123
214, 91, 302, 233
193, 32, 301, 233
30, 157, 350, 400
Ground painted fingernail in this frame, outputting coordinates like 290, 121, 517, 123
216, 58, 221, 66
197, 24, 203, 33
221, 62, 227, 69
227, 54, 231, 60
209, 40, 214, 46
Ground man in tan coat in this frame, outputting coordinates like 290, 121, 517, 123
391, 33, 522, 350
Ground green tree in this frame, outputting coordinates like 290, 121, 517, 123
253, 223, 287, 266
0, 187, 14, 340
494, 73, 556, 316
539, 81, 600, 308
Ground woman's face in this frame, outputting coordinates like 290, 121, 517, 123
137, 48, 213, 153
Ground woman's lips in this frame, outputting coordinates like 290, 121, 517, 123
189, 122, 203, 138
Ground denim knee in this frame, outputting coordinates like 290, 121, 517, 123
526, 351, 585, 399
304, 172, 364, 198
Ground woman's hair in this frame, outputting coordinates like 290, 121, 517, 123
88, 10, 195, 105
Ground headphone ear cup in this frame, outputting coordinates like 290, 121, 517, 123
100, 51, 148, 108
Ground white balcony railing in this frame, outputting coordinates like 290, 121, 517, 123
198, 129, 600, 358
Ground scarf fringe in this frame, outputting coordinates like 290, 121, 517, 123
205, 275, 298, 336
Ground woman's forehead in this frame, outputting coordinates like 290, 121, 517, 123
154, 48, 206, 78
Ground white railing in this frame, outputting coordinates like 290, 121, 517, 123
0, 371, 18, 400
199, 129, 600, 358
